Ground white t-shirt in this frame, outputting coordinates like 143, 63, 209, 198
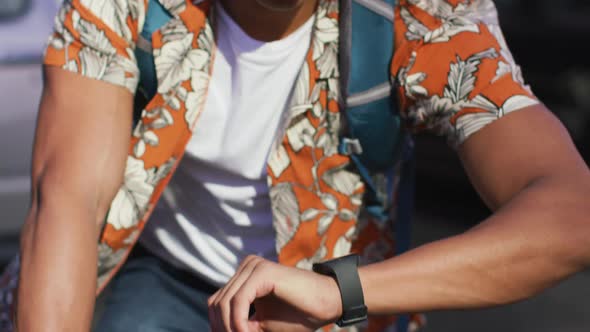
139, 4, 314, 286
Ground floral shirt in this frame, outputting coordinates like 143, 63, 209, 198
0, 0, 537, 331
392, 0, 537, 147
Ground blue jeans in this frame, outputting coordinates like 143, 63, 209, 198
92, 245, 218, 332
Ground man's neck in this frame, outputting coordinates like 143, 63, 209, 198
218, 0, 318, 42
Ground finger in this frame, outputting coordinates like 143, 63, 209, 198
209, 256, 258, 331
231, 267, 275, 332
210, 255, 256, 307
208, 302, 219, 332
208, 289, 222, 332
220, 258, 264, 331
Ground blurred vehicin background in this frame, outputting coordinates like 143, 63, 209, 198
0, 0, 588, 331
0, 0, 59, 261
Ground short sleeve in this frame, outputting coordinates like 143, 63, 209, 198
391, 0, 539, 147
44, 0, 148, 93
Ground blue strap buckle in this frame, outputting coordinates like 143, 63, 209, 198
340, 137, 363, 155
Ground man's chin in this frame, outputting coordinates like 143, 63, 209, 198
255, 0, 305, 12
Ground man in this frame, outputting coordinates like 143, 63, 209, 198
0, 0, 588, 331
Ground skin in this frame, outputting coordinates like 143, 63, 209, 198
218, 0, 317, 41
16, 0, 317, 332
17, 1, 318, 330
254, 0, 305, 12
17, 68, 133, 331
209, 105, 590, 332
206, 3, 590, 332
17, 0, 590, 331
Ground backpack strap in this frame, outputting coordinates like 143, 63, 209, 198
133, 0, 173, 122
339, 0, 406, 222
339, 0, 352, 110
136, 0, 411, 224
352, 0, 394, 20
341, 4, 417, 331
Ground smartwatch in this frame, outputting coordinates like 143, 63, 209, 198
312, 254, 368, 327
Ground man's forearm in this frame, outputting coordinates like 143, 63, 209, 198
14, 66, 133, 331
359, 175, 590, 315
17, 194, 99, 331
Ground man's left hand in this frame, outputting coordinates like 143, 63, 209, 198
208, 255, 342, 332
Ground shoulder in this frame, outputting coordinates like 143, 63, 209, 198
69, 0, 148, 44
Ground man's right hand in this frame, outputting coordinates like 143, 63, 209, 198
16, 67, 133, 331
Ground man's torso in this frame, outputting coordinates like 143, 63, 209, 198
139, 3, 315, 285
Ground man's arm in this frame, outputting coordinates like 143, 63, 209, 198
207, 104, 590, 332
17, 67, 133, 331
207, 1, 590, 330
358, 103, 590, 314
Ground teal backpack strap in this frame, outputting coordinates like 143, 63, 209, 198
340, 0, 405, 222
349, 0, 401, 174
133, 0, 173, 122
347, 0, 416, 255
137, 0, 413, 236
342, 3, 416, 330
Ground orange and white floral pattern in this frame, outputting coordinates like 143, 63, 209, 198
392, 0, 538, 146
0, 1, 537, 331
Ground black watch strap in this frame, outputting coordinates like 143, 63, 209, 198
312, 254, 368, 327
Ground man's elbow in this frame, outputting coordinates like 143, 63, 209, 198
20, 170, 109, 254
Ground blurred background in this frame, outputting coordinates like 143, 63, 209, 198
0, 0, 588, 331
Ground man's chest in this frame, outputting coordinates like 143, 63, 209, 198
183, 9, 314, 179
